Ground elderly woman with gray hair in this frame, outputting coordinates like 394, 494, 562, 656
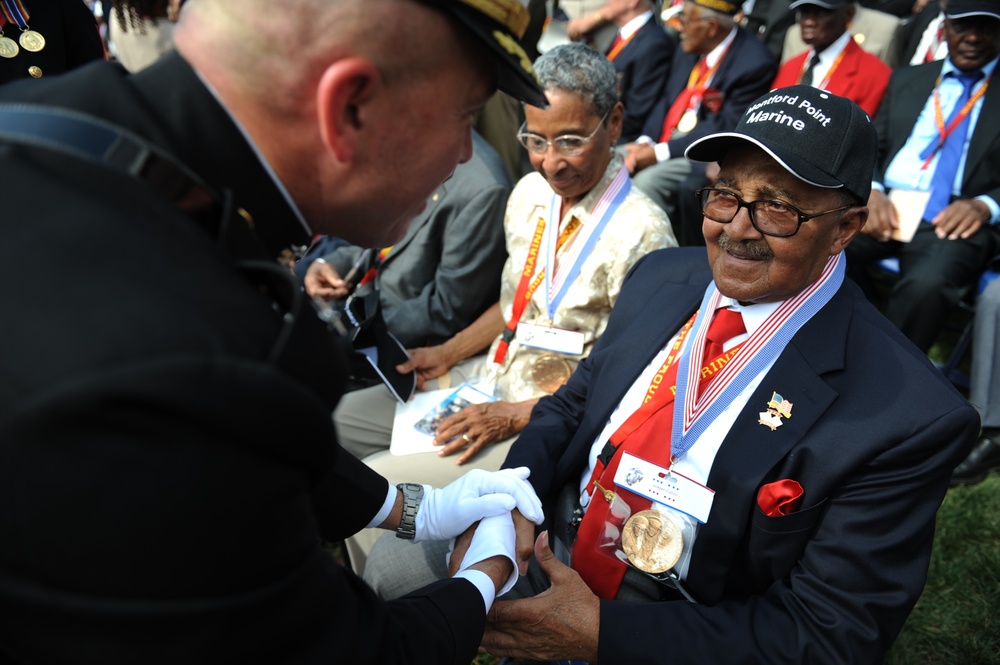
338, 41, 676, 577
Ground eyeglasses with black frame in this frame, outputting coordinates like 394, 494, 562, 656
517, 110, 610, 157
695, 188, 855, 237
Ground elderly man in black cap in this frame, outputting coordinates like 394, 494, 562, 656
845, 0, 1000, 359
0, 1, 551, 663
473, 86, 979, 663
620, 0, 776, 239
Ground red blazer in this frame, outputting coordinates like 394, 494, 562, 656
772, 37, 891, 117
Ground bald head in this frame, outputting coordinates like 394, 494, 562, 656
174, 0, 499, 246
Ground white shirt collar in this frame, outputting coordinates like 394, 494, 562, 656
619, 10, 653, 40
706, 26, 738, 69
811, 30, 852, 65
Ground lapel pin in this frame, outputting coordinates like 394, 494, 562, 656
758, 391, 793, 431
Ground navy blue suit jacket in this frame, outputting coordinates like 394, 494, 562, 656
504, 247, 979, 663
608, 17, 674, 143
640, 27, 777, 157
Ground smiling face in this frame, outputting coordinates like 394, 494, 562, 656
703, 144, 866, 304
945, 15, 1000, 71
523, 90, 622, 209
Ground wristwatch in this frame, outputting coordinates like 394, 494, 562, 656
395, 483, 424, 540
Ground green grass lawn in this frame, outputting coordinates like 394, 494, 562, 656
474, 474, 1000, 665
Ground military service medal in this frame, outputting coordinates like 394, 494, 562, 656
18, 28, 43, 52
530, 352, 573, 394
676, 109, 698, 134
621, 509, 684, 574
0, 33, 17, 58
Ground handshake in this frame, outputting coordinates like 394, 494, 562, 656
405, 467, 543, 601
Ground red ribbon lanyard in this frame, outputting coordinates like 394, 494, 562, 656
922, 74, 990, 170
493, 215, 581, 364
583, 312, 744, 492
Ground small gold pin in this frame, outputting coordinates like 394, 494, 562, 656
758, 391, 793, 431
593, 480, 615, 504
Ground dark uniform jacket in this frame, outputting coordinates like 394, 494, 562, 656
0, 53, 485, 664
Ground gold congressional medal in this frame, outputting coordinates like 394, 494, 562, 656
0, 34, 18, 58
621, 510, 683, 574
27, 64, 40, 77
18, 28, 43, 52
530, 353, 572, 394
676, 109, 698, 134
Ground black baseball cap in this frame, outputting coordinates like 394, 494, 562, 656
945, 0, 1000, 19
419, 0, 548, 107
788, 0, 852, 10
685, 85, 876, 203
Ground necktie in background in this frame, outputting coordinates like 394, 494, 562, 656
920, 70, 984, 221
801, 53, 821, 87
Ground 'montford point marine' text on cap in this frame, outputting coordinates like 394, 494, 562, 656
685, 85, 876, 202
418, 0, 548, 107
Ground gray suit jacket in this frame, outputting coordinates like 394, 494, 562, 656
327, 132, 511, 348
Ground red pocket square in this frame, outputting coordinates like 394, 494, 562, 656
757, 479, 804, 517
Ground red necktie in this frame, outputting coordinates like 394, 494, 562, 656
659, 58, 706, 142
572, 308, 745, 599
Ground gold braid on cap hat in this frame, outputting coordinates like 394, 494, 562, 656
691, 0, 740, 15
458, 0, 530, 38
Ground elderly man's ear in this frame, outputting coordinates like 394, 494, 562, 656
316, 58, 384, 163
832, 205, 869, 254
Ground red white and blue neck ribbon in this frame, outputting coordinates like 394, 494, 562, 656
543, 162, 630, 320
669, 251, 845, 460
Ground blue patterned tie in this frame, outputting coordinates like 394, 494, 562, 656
920, 69, 985, 221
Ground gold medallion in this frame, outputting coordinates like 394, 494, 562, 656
676, 109, 698, 134
621, 510, 683, 574
0, 36, 19, 58
28, 65, 41, 78
19, 29, 45, 53
529, 353, 573, 394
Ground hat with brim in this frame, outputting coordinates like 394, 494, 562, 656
421, 0, 548, 107
788, 0, 852, 10
945, 0, 1000, 20
688, 0, 742, 16
685, 85, 876, 202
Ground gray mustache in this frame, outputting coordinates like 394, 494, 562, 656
717, 232, 773, 259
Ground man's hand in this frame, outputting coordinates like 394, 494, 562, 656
395, 345, 454, 390
622, 142, 656, 174
303, 260, 350, 300
457, 513, 518, 598
433, 400, 535, 465
931, 198, 990, 240
567, 7, 609, 41
450, 509, 536, 576
415, 467, 544, 542
482, 532, 600, 662
863, 190, 899, 241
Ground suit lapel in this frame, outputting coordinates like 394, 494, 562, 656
684, 284, 852, 603
381, 181, 446, 268
964, 70, 1000, 187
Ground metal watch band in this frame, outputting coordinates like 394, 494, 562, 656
395, 482, 424, 540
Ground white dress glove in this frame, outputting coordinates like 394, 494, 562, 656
451, 512, 518, 597
414, 466, 543, 543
